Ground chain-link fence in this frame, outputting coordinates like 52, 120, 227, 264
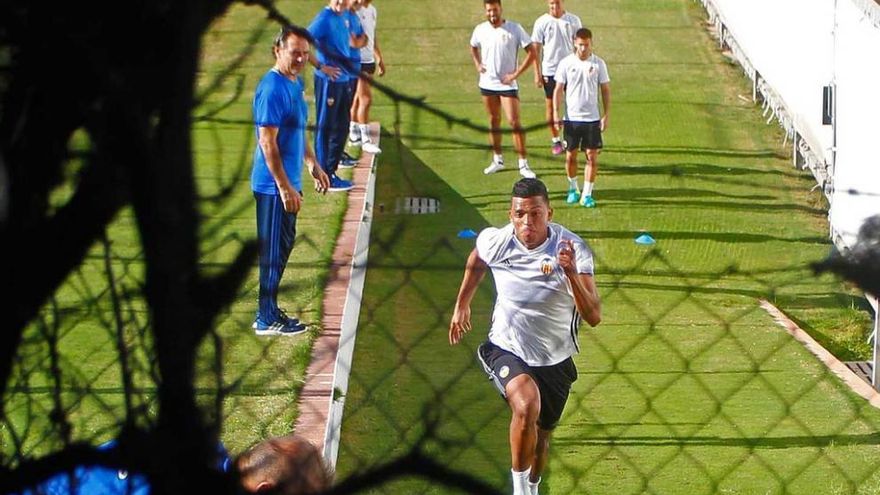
3, 0, 880, 494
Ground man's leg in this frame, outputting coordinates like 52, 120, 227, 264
581, 148, 599, 206
482, 94, 503, 155
501, 95, 535, 178
254, 192, 297, 325
544, 98, 558, 141
505, 374, 541, 495
355, 75, 380, 153
530, 428, 552, 485
314, 75, 333, 175
500, 95, 526, 160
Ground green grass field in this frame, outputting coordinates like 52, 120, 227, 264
3, 0, 879, 493
331, 0, 880, 493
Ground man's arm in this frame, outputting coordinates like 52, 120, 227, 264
449, 248, 488, 345
600, 81, 611, 131
374, 33, 385, 76
304, 141, 329, 194
501, 43, 537, 85
258, 126, 300, 213
470, 45, 484, 74
557, 239, 601, 326
531, 42, 543, 88
552, 79, 565, 132
309, 56, 342, 80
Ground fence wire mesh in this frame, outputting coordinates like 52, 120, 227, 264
3, 0, 880, 494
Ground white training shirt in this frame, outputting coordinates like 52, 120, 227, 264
356, 4, 377, 64
476, 223, 595, 367
555, 52, 610, 122
470, 20, 532, 91
531, 12, 582, 77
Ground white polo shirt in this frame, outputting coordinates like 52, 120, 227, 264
470, 20, 532, 91
555, 52, 610, 122
476, 223, 595, 366
356, 4, 377, 64
531, 12, 582, 77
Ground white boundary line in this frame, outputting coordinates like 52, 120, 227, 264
322, 152, 378, 468
759, 298, 880, 408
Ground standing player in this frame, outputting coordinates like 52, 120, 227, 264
470, 0, 538, 179
449, 178, 601, 495
251, 25, 330, 335
531, 0, 582, 156
348, 0, 385, 155
553, 28, 610, 208
309, 0, 368, 192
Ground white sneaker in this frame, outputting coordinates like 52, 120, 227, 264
518, 163, 537, 179
348, 130, 362, 147
362, 140, 382, 154
483, 160, 504, 175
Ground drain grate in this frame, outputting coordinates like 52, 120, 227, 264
396, 197, 440, 214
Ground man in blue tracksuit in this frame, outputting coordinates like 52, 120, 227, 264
309, 0, 367, 192
251, 25, 329, 335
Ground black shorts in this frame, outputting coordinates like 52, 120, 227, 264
477, 341, 578, 430
564, 120, 603, 151
360, 62, 377, 75
542, 75, 557, 99
480, 87, 519, 98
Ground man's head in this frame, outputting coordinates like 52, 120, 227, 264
574, 28, 593, 59
509, 178, 553, 249
484, 0, 503, 27
547, 0, 564, 18
329, 0, 350, 13
236, 434, 332, 495
273, 25, 312, 77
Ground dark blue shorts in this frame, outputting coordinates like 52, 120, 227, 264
542, 75, 557, 99
564, 120, 603, 151
480, 87, 519, 98
477, 341, 577, 430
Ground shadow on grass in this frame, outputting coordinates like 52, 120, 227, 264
336, 135, 509, 494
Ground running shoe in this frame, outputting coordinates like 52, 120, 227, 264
253, 316, 307, 336
337, 151, 359, 169
518, 163, 537, 179
483, 160, 504, 175
551, 141, 564, 155
328, 175, 354, 192
362, 140, 382, 154
566, 189, 580, 204
580, 196, 597, 208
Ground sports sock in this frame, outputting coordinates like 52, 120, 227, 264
529, 477, 542, 495
349, 121, 358, 137
358, 123, 370, 142
552, 136, 561, 144
582, 181, 594, 198
511, 468, 531, 495
568, 176, 579, 191
494, 153, 504, 164
518, 158, 529, 169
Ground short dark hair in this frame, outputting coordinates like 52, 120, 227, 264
274, 24, 314, 49
484, 0, 501, 5
512, 178, 549, 203
575, 27, 592, 40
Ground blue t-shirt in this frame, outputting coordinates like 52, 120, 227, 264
309, 7, 364, 81
14, 441, 231, 495
251, 69, 307, 195
345, 9, 363, 77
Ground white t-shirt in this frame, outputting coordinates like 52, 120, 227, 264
470, 20, 532, 91
476, 223, 595, 366
356, 4, 377, 63
555, 52, 610, 122
531, 12, 582, 77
